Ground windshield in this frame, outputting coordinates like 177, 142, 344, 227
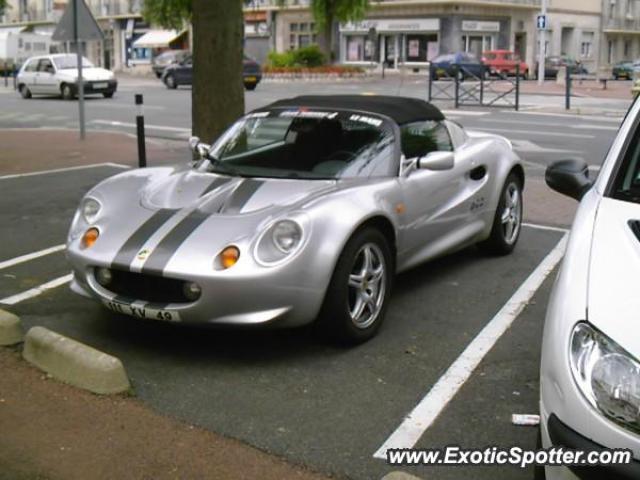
53, 55, 94, 69
611, 119, 640, 204
203, 109, 396, 180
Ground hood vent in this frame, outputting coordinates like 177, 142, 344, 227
629, 220, 640, 242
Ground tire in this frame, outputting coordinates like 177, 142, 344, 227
61, 83, 75, 100
317, 228, 393, 345
478, 172, 523, 255
103, 91, 114, 98
155, 71, 162, 79
19, 85, 32, 99
164, 74, 177, 89
244, 83, 257, 91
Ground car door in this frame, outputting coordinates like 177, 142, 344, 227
176, 56, 193, 85
35, 58, 58, 95
399, 120, 477, 260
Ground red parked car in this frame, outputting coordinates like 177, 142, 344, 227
482, 50, 528, 77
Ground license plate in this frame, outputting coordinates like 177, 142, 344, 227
102, 299, 181, 322
244, 76, 257, 82
93, 82, 108, 89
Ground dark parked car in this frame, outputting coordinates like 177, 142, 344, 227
430, 52, 487, 80
152, 49, 190, 78
161, 54, 262, 91
535, 56, 588, 79
612, 60, 640, 80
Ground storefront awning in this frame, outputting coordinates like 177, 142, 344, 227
133, 29, 186, 48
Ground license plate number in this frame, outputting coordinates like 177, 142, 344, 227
244, 76, 257, 82
93, 82, 108, 89
102, 300, 180, 322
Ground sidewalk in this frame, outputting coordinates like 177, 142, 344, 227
0, 129, 334, 480
0, 349, 330, 480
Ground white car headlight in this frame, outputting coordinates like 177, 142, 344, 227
254, 217, 307, 265
82, 198, 101, 224
570, 322, 640, 434
272, 220, 302, 253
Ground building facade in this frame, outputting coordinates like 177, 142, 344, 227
600, 0, 640, 66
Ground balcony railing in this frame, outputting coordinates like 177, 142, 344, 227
603, 16, 640, 32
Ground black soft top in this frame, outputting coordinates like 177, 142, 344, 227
260, 95, 445, 125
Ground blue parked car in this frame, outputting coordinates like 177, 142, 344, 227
431, 52, 487, 80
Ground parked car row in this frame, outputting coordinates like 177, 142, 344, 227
430, 50, 529, 80
612, 59, 640, 80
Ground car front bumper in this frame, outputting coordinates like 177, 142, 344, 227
71, 79, 118, 94
67, 249, 328, 328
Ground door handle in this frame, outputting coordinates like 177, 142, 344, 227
470, 165, 487, 181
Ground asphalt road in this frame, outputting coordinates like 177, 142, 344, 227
0, 76, 629, 479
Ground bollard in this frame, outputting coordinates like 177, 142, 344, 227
135, 94, 147, 168
13, 65, 17, 90
565, 66, 571, 111
515, 64, 520, 111
4, 62, 7, 88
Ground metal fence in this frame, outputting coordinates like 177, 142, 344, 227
427, 63, 521, 111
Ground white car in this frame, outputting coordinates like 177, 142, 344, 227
17, 53, 117, 100
540, 97, 640, 478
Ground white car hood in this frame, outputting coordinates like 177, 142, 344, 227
588, 196, 640, 358
59, 67, 113, 81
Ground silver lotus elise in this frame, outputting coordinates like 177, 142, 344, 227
67, 95, 524, 343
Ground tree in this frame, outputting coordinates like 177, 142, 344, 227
276, 0, 370, 61
143, 0, 244, 143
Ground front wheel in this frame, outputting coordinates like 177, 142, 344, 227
19, 85, 32, 99
61, 83, 75, 100
164, 74, 177, 89
244, 83, 257, 91
103, 91, 114, 98
478, 172, 523, 255
317, 228, 393, 345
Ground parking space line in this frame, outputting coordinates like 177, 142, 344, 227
0, 245, 65, 271
0, 162, 129, 180
522, 223, 569, 233
372, 233, 569, 459
0, 273, 73, 306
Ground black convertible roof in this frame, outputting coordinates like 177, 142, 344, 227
260, 95, 445, 124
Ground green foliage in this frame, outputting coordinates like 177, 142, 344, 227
142, 0, 192, 30
310, 0, 369, 29
267, 45, 326, 68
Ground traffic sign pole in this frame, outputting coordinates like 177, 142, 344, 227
73, 0, 85, 140
537, 0, 548, 86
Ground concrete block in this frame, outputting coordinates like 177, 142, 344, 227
23, 326, 130, 395
382, 472, 423, 480
0, 309, 23, 346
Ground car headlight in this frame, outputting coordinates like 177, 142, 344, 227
254, 217, 307, 265
570, 322, 640, 434
82, 198, 101, 224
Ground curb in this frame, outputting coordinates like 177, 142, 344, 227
22, 326, 131, 395
0, 309, 23, 346
382, 472, 423, 480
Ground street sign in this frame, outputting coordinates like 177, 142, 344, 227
537, 14, 547, 31
52, 0, 103, 42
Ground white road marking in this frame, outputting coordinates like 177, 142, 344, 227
477, 118, 618, 131
509, 110, 624, 123
0, 162, 129, 180
441, 110, 488, 117
0, 273, 73, 305
489, 128, 594, 139
373, 234, 568, 459
522, 223, 569, 233
0, 245, 65, 271
91, 119, 191, 133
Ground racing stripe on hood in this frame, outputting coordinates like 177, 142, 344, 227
111, 208, 176, 270
220, 179, 265, 214
140, 210, 210, 276
200, 176, 232, 197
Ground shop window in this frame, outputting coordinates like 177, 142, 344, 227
405, 34, 438, 63
345, 35, 375, 62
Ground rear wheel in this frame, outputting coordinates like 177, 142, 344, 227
164, 74, 177, 89
244, 83, 257, 91
478, 172, 523, 255
317, 228, 393, 345
103, 91, 114, 98
19, 85, 32, 99
61, 83, 75, 100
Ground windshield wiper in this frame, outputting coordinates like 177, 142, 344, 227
206, 153, 245, 177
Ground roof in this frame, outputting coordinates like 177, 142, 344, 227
260, 95, 444, 124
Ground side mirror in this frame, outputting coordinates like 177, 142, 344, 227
545, 158, 593, 201
417, 151, 455, 171
188, 136, 211, 161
